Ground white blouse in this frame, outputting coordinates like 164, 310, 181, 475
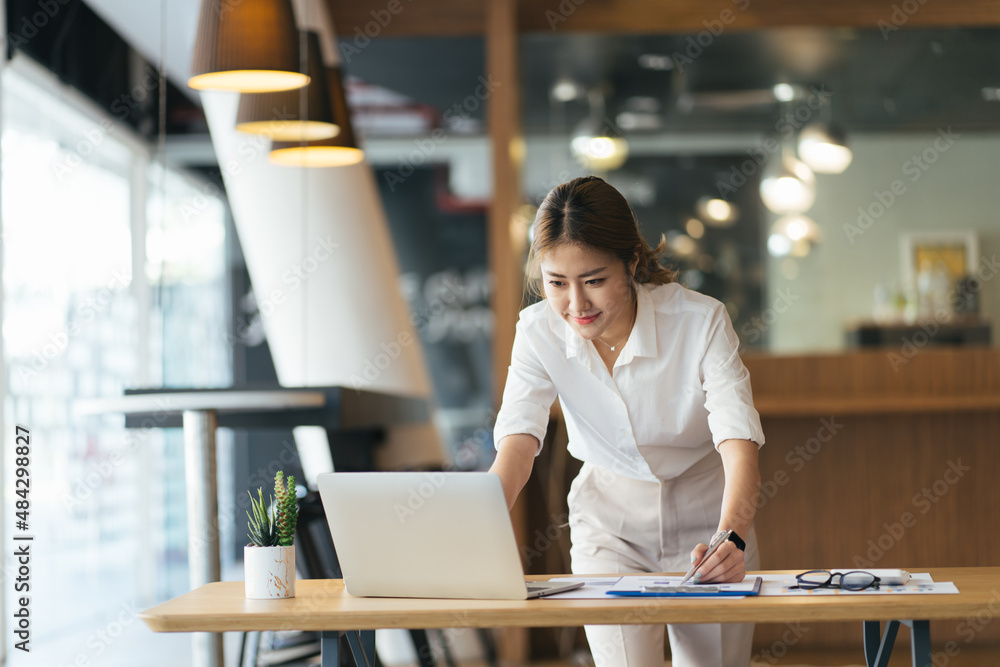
493, 282, 765, 482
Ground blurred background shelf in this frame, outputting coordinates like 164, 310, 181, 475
846, 319, 991, 349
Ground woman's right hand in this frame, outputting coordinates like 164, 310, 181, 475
488, 435, 539, 510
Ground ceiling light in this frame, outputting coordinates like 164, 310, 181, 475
784, 216, 814, 242
767, 233, 792, 257
773, 214, 820, 243
269, 144, 364, 167
236, 32, 339, 141
570, 89, 628, 171
760, 156, 816, 214
270, 66, 364, 168
772, 83, 796, 103
981, 87, 1000, 102
770, 214, 819, 258
797, 123, 852, 174
551, 78, 581, 102
667, 232, 697, 257
685, 218, 705, 239
696, 197, 739, 227
570, 135, 630, 171
188, 0, 308, 93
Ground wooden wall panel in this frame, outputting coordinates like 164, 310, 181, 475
747, 348, 1000, 652
744, 347, 1000, 401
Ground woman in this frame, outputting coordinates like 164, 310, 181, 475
489, 176, 764, 667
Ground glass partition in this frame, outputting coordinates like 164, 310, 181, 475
1, 62, 230, 666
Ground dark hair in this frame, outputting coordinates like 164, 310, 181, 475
525, 176, 675, 297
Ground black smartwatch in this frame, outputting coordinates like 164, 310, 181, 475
726, 530, 746, 552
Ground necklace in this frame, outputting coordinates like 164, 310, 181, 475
595, 295, 637, 353
595, 333, 628, 352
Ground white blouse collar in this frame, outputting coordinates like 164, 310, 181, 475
547, 283, 661, 363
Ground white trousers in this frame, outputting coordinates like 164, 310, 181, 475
568, 454, 760, 667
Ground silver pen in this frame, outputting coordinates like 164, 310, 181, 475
678, 529, 732, 585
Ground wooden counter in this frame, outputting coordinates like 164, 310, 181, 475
743, 346, 1000, 650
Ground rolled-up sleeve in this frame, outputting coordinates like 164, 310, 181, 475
493, 318, 557, 455
701, 305, 765, 449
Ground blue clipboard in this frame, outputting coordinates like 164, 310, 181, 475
606, 576, 762, 597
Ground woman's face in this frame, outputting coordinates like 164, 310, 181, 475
539, 243, 635, 341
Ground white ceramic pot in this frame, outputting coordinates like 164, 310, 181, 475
244, 545, 296, 599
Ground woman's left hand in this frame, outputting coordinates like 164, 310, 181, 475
689, 539, 746, 584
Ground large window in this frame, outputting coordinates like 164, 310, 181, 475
1, 61, 230, 666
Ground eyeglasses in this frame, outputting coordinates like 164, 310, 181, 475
791, 569, 881, 591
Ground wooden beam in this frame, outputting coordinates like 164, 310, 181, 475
486, 0, 524, 397
326, 0, 1000, 37
486, 0, 523, 415
518, 0, 1000, 33
487, 0, 527, 660
325, 0, 484, 37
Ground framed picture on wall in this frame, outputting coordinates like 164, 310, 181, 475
900, 230, 979, 289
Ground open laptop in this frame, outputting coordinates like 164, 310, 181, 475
316, 471, 584, 600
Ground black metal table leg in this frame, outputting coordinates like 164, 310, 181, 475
321, 630, 378, 667
322, 631, 340, 667
408, 629, 436, 667
864, 621, 880, 665
907, 620, 932, 667
361, 630, 376, 665
346, 630, 376, 667
864, 619, 931, 667
863, 620, 900, 667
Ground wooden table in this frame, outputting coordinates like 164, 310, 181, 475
140, 568, 1000, 667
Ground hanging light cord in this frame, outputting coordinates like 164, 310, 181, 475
299, 10, 309, 383
154, 0, 169, 376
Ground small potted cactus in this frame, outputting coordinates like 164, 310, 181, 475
244, 471, 299, 599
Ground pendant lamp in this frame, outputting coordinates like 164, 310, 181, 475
696, 196, 739, 227
188, 0, 309, 93
760, 154, 816, 214
270, 67, 364, 167
798, 123, 853, 174
236, 32, 339, 142
773, 213, 820, 243
569, 88, 629, 172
